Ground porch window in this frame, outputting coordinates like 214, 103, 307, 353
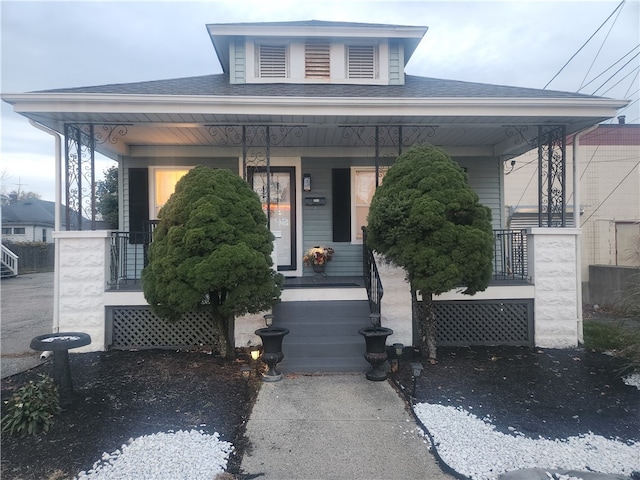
150, 167, 192, 219
347, 45, 378, 79
351, 167, 387, 242
257, 44, 288, 78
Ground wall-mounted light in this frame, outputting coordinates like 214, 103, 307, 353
303, 173, 311, 192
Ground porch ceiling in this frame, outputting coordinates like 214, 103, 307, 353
17, 109, 612, 160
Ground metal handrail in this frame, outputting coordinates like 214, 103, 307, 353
362, 227, 384, 315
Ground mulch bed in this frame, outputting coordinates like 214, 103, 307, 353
1, 349, 260, 480
2, 345, 639, 480
392, 345, 640, 443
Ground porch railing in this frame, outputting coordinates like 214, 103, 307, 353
362, 227, 384, 315
107, 228, 528, 290
493, 229, 528, 281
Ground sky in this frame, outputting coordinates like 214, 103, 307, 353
1, 0, 638, 202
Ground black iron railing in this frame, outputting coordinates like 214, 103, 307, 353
493, 229, 528, 281
108, 230, 153, 289
362, 227, 384, 315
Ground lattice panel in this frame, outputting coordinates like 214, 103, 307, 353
109, 307, 218, 349
434, 300, 533, 346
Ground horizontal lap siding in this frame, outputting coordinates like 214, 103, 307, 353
457, 157, 502, 230
302, 158, 372, 276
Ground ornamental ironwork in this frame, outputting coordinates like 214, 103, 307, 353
538, 125, 567, 227
64, 124, 96, 230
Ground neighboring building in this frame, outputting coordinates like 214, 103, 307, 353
505, 122, 640, 294
2, 20, 628, 362
2, 198, 57, 243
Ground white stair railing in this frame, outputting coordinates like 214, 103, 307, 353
1, 244, 19, 277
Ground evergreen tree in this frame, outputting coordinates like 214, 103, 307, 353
142, 166, 282, 357
367, 144, 494, 362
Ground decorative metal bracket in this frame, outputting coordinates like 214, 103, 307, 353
538, 125, 567, 227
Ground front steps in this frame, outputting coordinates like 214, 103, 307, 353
273, 299, 372, 374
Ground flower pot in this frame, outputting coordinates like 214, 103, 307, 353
312, 264, 325, 273
255, 327, 290, 382
358, 326, 393, 381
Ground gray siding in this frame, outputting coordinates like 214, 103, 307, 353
457, 157, 502, 230
388, 41, 403, 85
301, 157, 375, 277
230, 40, 246, 84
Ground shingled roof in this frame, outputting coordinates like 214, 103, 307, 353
36, 74, 596, 100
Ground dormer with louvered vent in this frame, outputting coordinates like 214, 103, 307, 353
207, 20, 427, 85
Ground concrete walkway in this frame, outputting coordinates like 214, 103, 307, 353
241, 374, 454, 480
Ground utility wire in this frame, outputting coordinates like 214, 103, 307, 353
580, 160, 640, 226
578, 2, 626, 91
591, 54, 640, 95
577, 45, 639, 92
544, 0, 625, 89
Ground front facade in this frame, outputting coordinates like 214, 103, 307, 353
2, 21, 628, 356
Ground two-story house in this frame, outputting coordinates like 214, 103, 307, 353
2, 21, 628, 371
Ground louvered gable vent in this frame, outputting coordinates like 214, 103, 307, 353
347, 45, 377, 79
258, 44, 287, 78
305, 42, 330, 79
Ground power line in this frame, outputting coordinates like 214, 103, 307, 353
544, 0, 626, 89
580, 160, 640, 226
591, 54, 640, 95
577, 44, 639, 92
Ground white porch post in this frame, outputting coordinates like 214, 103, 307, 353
52, 231, 110, 352
527, 228, 581, 347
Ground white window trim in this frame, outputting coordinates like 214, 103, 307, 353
350, 166, 388, 244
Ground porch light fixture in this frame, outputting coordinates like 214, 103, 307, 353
264, 314, 274, 328
250, 347, 260, 361
393, 343, 404, 357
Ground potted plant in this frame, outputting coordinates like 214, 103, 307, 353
303, 245, 335, 273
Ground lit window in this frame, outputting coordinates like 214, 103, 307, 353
151, 168, 192, 218
352, 167, 387, 242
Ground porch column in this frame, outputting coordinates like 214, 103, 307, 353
527, 228, 580, 347
537, 125, 567, 227
53, 230, 110, 352
64, 124, 97, 230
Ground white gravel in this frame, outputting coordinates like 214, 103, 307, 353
74, 429, 233, 480
414, 403, 640, 480
623, 372, 640, 390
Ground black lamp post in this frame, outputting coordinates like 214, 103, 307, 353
410, 362, 424, 400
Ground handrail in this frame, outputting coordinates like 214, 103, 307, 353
362, 227, 384, 315
493, 229, 528, 281
1, 244, 19, 276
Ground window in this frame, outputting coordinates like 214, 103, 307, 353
351, 167, 387, 242
13, 227, 26, 235
42, 229, 47, 242
257, 44, 288, 78
347, 45, 377, 79
1, 227, 11, 235
150, 167, 192, 219
305, 42, 330, 79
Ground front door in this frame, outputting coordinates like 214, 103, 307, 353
249, 167, 296, 271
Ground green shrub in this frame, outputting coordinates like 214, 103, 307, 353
1, 375, 62, 435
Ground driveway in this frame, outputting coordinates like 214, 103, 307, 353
1, 272, 54, 378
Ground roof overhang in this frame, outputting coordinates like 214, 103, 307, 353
2, 92, 628, 160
